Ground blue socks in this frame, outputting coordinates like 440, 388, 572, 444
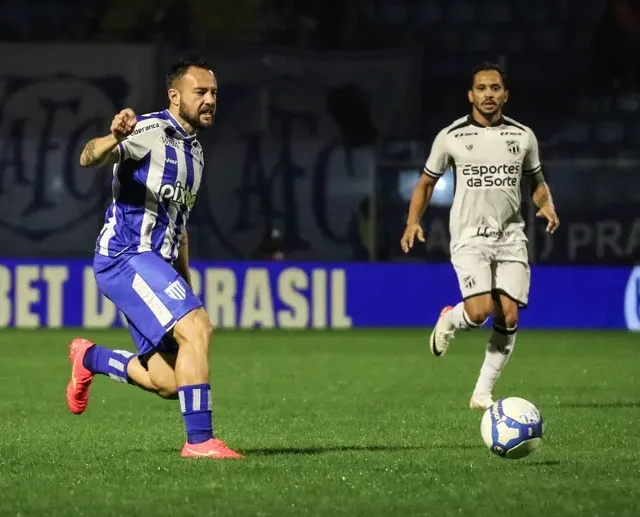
83, 345, 134, 384
178, 384, 214, 444
83, 347, 214, 445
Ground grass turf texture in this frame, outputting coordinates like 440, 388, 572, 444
0, 329, 639, 517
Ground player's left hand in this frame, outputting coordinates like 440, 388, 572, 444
536, 204, 560, 233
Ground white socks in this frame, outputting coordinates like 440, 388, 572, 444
473, 324, 517, 396
444, 302, 487, 330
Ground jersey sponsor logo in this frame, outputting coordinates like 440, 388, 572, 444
460, 163, 521, 188
454, 131, 478, 138
505, 140, 521, 155
131, 122, 159, 136
500, 131, 523, 136
159, 181, 197, 210
162, 135, 181, 148
476, 227, 504, 238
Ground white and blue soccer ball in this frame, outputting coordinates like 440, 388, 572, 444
480, 397, 544, 459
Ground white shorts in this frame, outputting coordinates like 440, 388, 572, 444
450, 238, 530, 307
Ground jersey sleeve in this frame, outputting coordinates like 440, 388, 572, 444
117, 118, 162, 162
423, 129, 451, 178
522, 129, 542, 176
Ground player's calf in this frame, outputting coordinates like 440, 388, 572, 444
172, 309, 218, 445
145, 351, 179, 400
173, 308, 212, 385
471, 294, 519, 408
169, 308, 243, 458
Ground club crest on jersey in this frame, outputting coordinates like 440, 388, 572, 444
159, 181, 197, 210
505, 140, 521, 155
463, 275, 476, 289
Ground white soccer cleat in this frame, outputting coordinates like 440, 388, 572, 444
470, 393, 495, 411
429, 306, 455, 357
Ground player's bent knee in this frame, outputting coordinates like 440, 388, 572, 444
156, 384, 179, 399
148, 373, 178, 399
502, 303, 518, 329
464, 297, 492, 325
503, 313, 519, 329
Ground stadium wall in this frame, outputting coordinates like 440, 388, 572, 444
0, 260, 638, 331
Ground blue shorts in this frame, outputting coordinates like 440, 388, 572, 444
94, 251, 202, 357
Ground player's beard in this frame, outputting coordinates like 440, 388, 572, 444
475, 100, 503, 119
179, 103, 214, 130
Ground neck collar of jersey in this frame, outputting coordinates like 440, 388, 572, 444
164, 109, 196, 139
467, 114, 505, 128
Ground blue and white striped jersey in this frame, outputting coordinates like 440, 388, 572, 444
96, 109, 204, 262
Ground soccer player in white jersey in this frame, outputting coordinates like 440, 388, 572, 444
400, 62, 560, 410
66, 58, 242, 459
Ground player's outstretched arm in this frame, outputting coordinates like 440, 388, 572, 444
174, 231, 192, 288
79, 109, 137, 167
400, 173, 438, 253
527, 171, 560, 234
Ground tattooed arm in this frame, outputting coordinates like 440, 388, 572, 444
79, 135, 120, 167
79, 108, 137, 167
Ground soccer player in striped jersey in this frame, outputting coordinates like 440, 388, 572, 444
401, 63, 560, 410
66, 58, 242, 459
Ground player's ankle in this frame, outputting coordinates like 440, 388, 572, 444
187, 433, 213, 445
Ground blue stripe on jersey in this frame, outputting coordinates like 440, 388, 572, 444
136, 112, 164, 124
96, 112, 202, 261
170, 140, 196, 259
150, 144, 178, 250
110, 153, 151, 256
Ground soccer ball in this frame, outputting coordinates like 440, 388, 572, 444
480, 397, 544, 459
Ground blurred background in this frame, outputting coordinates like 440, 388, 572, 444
0, 0, 638, 266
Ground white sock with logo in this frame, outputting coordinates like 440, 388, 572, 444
473, 324, 517, 396
443, 302, 487, 330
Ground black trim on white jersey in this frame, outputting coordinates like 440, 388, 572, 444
522, 165, 543, 176
458, 114, 527, 132
503, 119, 527, 132
467, 115, 506, 128
423, 167, 443, 178
446, 119, 473, 134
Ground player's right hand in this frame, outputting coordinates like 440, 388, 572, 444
400, 223, 425, 253
110, 108, 137, 141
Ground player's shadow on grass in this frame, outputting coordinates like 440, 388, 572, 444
558, 402, 640, 409
244, 444, 427, 455
243, 444, 483, 456
523, 459, 562, 467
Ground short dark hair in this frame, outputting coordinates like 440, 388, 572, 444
166, 56, 213, 89
471, 62, 507, 89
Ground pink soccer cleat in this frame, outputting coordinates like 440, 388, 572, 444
66, 338, 95, 415
181, 438, 244, 459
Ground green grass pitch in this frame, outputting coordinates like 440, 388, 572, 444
0, 328, 639, 517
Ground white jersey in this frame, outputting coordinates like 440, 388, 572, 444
96, 110, 204, 262
424, 115, 541, 247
